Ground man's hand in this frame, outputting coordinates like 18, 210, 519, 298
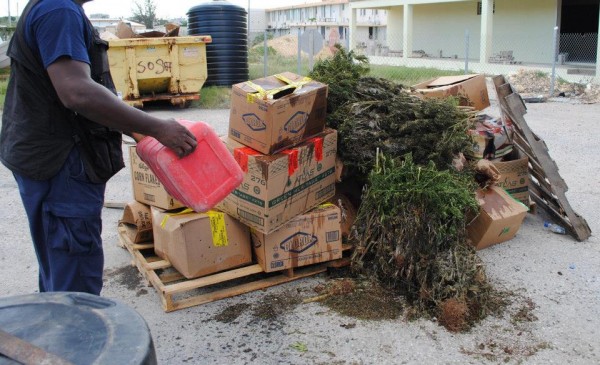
154, 119, 197, 158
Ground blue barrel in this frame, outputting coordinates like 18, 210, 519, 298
187, 0, 249, 86
0, 292, 156, 365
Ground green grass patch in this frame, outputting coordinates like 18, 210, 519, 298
249, 53, 466, 87
197, 86, 232, 109
249, 55, 312, 80
369, 65, 465, 86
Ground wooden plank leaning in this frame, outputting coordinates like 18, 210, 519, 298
492, 75, 591, 241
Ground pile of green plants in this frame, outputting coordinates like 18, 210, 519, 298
351, 154, 499, 331
309, 46, 501, 332
309, 47, 475, 182
335, 78, 474, 176
308, 44, 369, 118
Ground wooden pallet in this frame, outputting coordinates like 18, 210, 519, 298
117, 226, 352, 312
492, 75, 591, 241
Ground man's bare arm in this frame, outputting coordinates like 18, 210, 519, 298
47, 57, 197, 157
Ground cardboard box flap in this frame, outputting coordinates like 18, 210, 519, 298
158, 208, 208, 230
115, 21, 181, 39
425, 74, 479, 88
411, 73, 490, 111
236, 72, 327, 101
477, 188, 529, 220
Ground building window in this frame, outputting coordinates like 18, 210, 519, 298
477, 1, 496, 15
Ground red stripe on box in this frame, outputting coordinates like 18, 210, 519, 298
283, 149, 299, 176
234, 147, 260, 173
308, 137, 323, 162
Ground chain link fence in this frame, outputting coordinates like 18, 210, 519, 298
248, 25, 599, 92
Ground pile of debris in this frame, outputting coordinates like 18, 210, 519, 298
507, 69, 600, 103
308, 47, 513, 331
99, 21, 181, 41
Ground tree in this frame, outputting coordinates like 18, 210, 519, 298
130, 0, 157, 29
251, 32, 274, 47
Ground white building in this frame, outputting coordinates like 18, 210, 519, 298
349, 0, 600, 78
266, 0, 387, 48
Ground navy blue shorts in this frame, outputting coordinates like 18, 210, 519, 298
14, 147, 106, 295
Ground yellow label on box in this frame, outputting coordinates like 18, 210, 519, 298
207, 211, 228, 247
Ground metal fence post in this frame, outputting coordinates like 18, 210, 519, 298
247, 0, 251, 42
264, 29, 268, 77
550, 26, 559, 97
297, 28, 302, 75
464, 29, 470, 74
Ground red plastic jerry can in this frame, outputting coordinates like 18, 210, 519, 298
136, 120, 243, 212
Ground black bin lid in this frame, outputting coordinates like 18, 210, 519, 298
0, 292, 155, 365
187, 0, 247, 15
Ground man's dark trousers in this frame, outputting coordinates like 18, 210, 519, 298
14, 147, 106, 295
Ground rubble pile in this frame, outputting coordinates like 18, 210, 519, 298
507, 69, 600, 103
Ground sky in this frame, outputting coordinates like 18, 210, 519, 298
1, 0, 317, 20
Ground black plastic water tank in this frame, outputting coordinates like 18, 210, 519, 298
187, 0, 249, 86
0, 292, 156, 365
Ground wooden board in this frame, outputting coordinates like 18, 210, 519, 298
492, 75, 591, 241
117, 226, 352, 312
123, 93, 199, 109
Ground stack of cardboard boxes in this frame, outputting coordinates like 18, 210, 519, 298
217, 72, 342, 272
121, 72, 342, 279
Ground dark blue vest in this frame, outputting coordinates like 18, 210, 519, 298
0, 0, 124, 183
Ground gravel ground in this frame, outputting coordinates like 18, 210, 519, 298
1, 85, 599, 364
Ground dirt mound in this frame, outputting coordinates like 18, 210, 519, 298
261, 34, 334, 59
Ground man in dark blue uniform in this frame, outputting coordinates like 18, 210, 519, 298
0, 0, 197, 295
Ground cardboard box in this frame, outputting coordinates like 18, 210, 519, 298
412, 74, 490, 111
492, 151, 529, 206
229, 72, 328, 154
467, 186, 528, 250
251, 204, 342, 272
467, 114, 513, 160
129, 146, 184, 210
119, 201, 153, 243
216, 129, 337, 234
151, 207, 252, 279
